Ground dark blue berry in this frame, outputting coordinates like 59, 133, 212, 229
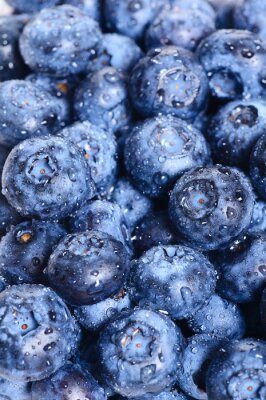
31, 362, 106, 400
0, 14, 29, 82
234, 0, 266, 41
19, 5, 102, 77
130, 46, 209, 120
69, 200, 132, 254
188, 294, 246, 339
74, 288, 131, 331
197, 29, 266, 100
176, 334, 226, 400
74, 66, 132, 134
129, 244, 216, 320
208, 99, 266, 168
98, 308, 186, 397
46, 230, 130, 306
206, 339, 266, 399
169, 166, 255, 250
0, 79, 67, 147
0, 193, 22, 237
109, 178, 153, 232
0, 220, 66, 285
0, 284, 80, 382
124, 115, 211, 198
59, 121, 117, 196
6, 0, 60, 13
250, 133, 266, 200
103, 0, 168, 41
0, 377, 31, 400
249, 198, 266, 234
216, 232, 266, 303
1, 135, 95, 220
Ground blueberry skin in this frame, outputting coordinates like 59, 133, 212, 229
206, 339, 266, 400
197, 29, 266, 101
249, 198, 266, 234
0, 15, 29, 82
31, 362, 106, 400
124, 115, 211, 199
0, 378, 31, 400
234, 0, 266, 42
0, 193, 22, 237
74, 288, 131, 331
215, 233, 266, 303
0, 284, 80, 382
0, 80, 67, 147
46, 230, 130, 306
132, 211, 179, 256
0, 220, 66, 285
145, 6, 215, 52
103, 0, 168, 41
176, 334, 226, 400
88, 33, 143, 74
129, 245, 216, 320
69, 200, 132, 254
188, 294, 246, 339
110, 178, 153, 232
170, 0, 216, 18
74, 67, 132, 134
169, 166, 255, 251
208, 100, 266, 168
19, 5, 102, 77
6, 0, 60, 13
98, 308, 186, 397
65, 0, 101, 20
2, 135, 95, 220
59, 121, 117, 196
250, 133, 266, 200
130, 46, 209, 121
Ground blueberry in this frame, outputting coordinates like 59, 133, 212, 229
169, 166, 255, 250
46, 230, 130, 306
145, 5, 215, 52
74, 66, 132, 134
206, 339, 266, 399
176, 334, 226, 400
2, 135, 95, 220
64, 0, 101, 20
109, 178, 153, 232
0, 220, 66, 285
188, 294, 246, 339
0, 79, 67, 147
103, 0, 168, 41
59, 121, 117, 196
25, 73, 78, 125
129, 244, 216, 320
0, 377, 31, 400
208, 99, 266, 168
0, 284, 80, 382
0, 193, 22, 237
129, 389, 192, 400
6, 0, 60, 13
88, 33, 143, 74
250, 133, 266, 200
130, 46, 209, 120
31, 362, 106, 400
124, 115, 211, 198
215, 232, 266, 303
132, 211, 179, 256
19, 5, 102, 77
74, 288, 131, 331
0, 15, 29, 82
249, 198, 266, 234
98, 308, 186, 397
69, 200, 132, 254
170, 0, 216, 18
197, 29, 266, 100
234, 0, 266, 41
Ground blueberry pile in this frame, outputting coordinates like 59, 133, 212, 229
0, 0, 266, 399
